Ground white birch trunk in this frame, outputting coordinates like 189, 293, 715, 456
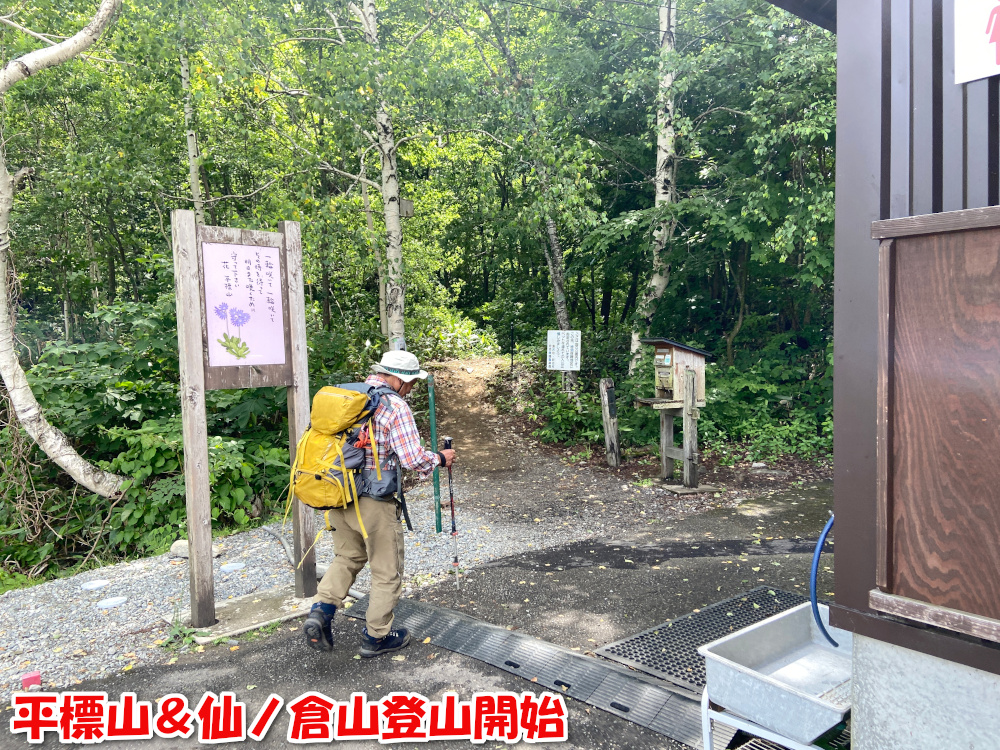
352, 0, 405, 350
629, 0, 677, 374
377, 110, 405, 350
179, 48, 205, 225
543, 217, 570, 331
361, 168, 389, 340
0, 0, 120, 93
0, 0, 127, 498
543, 216, 577, 389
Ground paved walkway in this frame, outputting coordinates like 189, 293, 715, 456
25, 484, 833, 749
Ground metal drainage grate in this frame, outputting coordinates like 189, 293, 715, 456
596, 587, 808, 694
343, 595, 735, 749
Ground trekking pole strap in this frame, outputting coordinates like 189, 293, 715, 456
398, 465, 414, 531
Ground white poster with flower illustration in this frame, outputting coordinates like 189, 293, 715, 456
202, 242, 286, 367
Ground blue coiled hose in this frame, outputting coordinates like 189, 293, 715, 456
810, 513, 839, 647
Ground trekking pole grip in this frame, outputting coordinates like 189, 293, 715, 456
444, 437, 453, 450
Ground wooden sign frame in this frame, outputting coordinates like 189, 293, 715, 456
870, 209, 1000, 645
171, 210, 316, 627
197, 224, 294, 391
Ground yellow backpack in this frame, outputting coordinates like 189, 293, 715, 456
289, 383, 393, 539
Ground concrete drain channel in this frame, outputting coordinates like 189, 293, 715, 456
345, 590, 823, 749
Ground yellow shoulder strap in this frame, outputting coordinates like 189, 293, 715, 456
348, 469, 368, 539
369, 419, 382, 481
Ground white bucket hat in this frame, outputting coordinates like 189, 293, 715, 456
371, 350, 428, 382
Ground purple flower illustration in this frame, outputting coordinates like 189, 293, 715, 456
229, 308, 251, 329
216, 307, 252, 360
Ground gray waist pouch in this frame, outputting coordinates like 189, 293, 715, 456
358, 460, 398, 500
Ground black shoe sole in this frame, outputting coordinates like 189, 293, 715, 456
303, 618, 333, 652
359, 633, 411, 658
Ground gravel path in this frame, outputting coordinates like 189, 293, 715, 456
0, 360, 742, 699
0, 463, 730, 700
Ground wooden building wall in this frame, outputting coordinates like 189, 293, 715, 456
832, 0, 1000, 673
883, 0, 997, 218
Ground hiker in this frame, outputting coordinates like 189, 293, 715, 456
303, 350, 456, 658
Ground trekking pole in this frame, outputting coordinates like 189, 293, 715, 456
444, 436, 459, 590
428, 374, 442, 533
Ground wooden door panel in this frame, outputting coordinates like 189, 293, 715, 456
891, 228, 1000, 620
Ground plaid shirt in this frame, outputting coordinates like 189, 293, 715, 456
363, 374, 441, 479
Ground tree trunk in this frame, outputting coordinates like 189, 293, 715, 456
179, 48, 205, 225
200, 165, 217, 225
724, 243, 748, 367
321, 258, 331, 331
543, 218, 570, 331
629, 0, 678, 373
0, 0, 126, 499
62, 265, 71, 341
0, 0, 120, 91
543, 218, 577, 389
587, 267, 596, 329
86, 217, 108, 339
361, 165, 388, 341
600, 266, 614, 327
620, 259, 641, 324
87, 218, 99, 313
376, 109, 404, 350
106, 242, 117, 303
353, 0, 406, 350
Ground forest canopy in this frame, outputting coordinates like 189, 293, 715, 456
0, 0, 834, 579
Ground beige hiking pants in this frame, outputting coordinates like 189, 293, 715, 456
316, 496, 404, 638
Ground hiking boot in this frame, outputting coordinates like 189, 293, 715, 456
303, 602, 336, 652
359, 626, 410, 658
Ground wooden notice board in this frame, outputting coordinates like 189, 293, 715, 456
171, 211, 316, 627
197, 224, 294, 391
871, 212, 1000, 642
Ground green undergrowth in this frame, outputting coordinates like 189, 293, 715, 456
490, 336, 832, 465
1, 289, 495, 586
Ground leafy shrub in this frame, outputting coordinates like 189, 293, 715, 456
102, 418, 289, 554
407, 305, 500, 361
0, 569, 34, 594
529, 380, 604, 445
494, 337, 832, 462
2, 294, 294, 574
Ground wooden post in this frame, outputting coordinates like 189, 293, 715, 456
660, 410, 674, 480
171, 209, 216, 628
683, 368, 699, 488
280, 220, 317, 598
599, 378, 621, 468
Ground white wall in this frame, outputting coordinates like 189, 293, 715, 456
853, 634, 1000, 749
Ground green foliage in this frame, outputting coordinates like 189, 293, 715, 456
0, 569, 35, 595
530, 384, 604, 445
160, 614, 208, 651
1, 0, 837, 581
699, 368, 832, 462
101, 419, 288, 555
506, 340, 831, 462
2, 294, 291, 570
407, 305, 500, 362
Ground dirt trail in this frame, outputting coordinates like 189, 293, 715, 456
418, 358, 738, 529
430, 358, 519, 474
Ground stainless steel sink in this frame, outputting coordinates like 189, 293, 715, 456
698, 602, 852, 744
